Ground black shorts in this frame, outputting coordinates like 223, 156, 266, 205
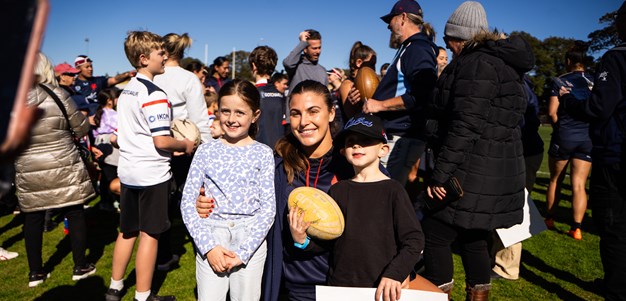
548, 139, 592, 162
120, 179, 172, 235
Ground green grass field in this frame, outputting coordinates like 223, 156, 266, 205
0, 125, 604, 300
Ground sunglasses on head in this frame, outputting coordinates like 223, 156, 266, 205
75, 56, 92, 66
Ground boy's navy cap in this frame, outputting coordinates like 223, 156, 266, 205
335, 113, 388, 147
381, 0, 423, 24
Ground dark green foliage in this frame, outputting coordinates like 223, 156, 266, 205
225, 50, 253, 82
588, 10, 622, 53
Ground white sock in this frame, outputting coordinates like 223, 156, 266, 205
135, 290, 151, 301
109, 278, 124, 290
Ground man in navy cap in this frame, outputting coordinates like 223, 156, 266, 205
363, 0, 437, 189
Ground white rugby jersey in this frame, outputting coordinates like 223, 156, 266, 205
117, 73, 172, 187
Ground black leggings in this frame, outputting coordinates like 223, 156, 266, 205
99, 163, 118, 206
422, 216, 491, 287
23, 205, 87, 272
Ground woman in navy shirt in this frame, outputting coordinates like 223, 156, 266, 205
545, 41, 593, 240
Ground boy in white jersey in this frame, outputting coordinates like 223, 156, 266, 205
105, 31, 194, 301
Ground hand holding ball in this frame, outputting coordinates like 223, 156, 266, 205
354, 67, 380, 101
288, 187, 345, 240
171, 118, 201, 148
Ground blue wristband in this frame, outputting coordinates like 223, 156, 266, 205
293, 236, 310, 249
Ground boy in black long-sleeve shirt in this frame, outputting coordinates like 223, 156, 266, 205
288, 113, 424, 301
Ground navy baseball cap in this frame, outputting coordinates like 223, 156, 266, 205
335, 113, 388, 147
381, 0, 423, 24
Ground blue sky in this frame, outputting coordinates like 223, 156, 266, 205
42, 0, 622, 76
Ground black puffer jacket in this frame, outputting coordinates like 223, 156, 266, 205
426, 32, 535, 230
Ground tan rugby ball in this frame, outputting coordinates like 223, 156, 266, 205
354, 66, 380, 101
288, 187, 345, 240
171, 118, 201, 147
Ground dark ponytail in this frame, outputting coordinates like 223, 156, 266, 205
565, 40, 591, 69
349, 41, 376, 79
94, 89, 116, 129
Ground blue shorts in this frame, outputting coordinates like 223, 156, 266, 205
548, 139, 592, 162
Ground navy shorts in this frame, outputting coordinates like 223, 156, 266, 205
120, 179, 172, 235
548, 139, 592, 162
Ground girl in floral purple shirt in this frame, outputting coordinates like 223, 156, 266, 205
93, 89, 118, 137
181, 80, 275, 301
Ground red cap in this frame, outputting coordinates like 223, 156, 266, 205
54, 63, 80, 75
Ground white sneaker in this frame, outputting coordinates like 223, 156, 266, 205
0, 247, 18, 261
28, 272, 50, 288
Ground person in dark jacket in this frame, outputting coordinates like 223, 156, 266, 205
204, 56, 231, 94
559, 3, 626, 299
250, 45, 288, 149
491, 76, 545, 281
422, 2, 534, 299
362, 0, 438, 188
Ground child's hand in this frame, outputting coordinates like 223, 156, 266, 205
92, 146, 103, 160
375, 277, 402, 301
224, 254, 243, 272
183, 138, 195, 155
288, 206, 310, 244
196, 186, 215, 218
206, 245, 236, 273
173, 139, 195, 156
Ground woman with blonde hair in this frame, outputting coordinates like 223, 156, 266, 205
15, 52, 96, 287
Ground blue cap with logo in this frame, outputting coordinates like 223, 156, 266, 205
335, 113, 388, 147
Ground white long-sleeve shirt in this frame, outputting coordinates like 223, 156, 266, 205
154, 66, 211, 143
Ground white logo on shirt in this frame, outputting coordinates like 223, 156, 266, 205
599, 71, 609, 82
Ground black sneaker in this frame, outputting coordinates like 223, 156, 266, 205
28, 271, 50, 288
134, 294, 177, 301
156, 255, 180, 271
72, 263, 96, 280
105, 288, 125, 301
